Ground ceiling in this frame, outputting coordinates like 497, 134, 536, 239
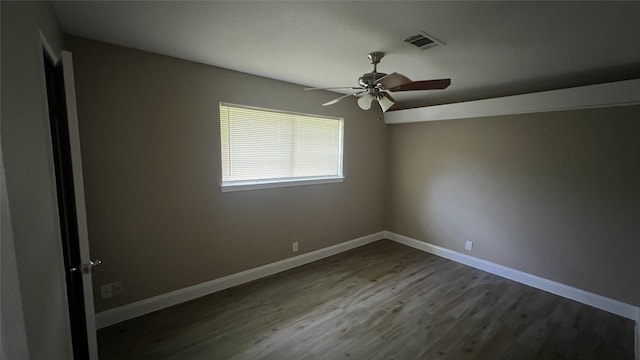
52, 1, 640, 109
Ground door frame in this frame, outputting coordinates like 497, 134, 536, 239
39, 31, 99, 360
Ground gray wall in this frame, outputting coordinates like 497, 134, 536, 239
67, 37, 388, 312
387, 106, 640, 306
1, 1, 73, 359
67, 35, 640, 315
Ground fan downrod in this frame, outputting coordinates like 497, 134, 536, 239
360, 52, 386, 88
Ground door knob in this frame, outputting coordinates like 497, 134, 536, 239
82, 259, 102, 273
68, 260, 102, 273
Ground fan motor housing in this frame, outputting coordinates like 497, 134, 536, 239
359, 72, 387, 88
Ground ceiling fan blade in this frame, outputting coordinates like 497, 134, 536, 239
374, 72, 413, 90
305, 86, 363, 91
378, 92, 396, 113
322, 91, 363, 106
388, 78, 451, 92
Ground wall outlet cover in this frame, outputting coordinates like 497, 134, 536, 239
292, 242, 299, 252
112, 281, 123, 295
465, 241, 473, 251
100, 284, 113, 299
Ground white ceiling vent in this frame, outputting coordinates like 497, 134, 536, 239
404, 31, 445, 50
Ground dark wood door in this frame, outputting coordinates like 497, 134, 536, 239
43, 50, 90, 360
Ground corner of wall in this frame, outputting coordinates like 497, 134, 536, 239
382, 119, 393, 231
0, 148, 31, 360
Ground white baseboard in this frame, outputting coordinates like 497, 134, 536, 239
95, 231, 385, 329
97, 230, 639, 334
384, 231, 639, 321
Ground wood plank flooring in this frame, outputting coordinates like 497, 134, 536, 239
97, 240, 635, 360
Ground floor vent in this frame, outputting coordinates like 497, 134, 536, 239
404, 31, 444, 50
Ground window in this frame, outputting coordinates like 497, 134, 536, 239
219, 103, 344, 191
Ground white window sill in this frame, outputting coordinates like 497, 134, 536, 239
221, 177, 344, 192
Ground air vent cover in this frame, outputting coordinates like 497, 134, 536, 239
404, 31, 444, 50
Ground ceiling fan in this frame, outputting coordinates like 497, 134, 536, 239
305, 51, 451, 112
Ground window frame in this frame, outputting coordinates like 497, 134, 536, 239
219, 103, 345, 192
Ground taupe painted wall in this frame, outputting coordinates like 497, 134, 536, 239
387, 106, 640, 306
1, 1, 73, 359
67, 37, 388, 312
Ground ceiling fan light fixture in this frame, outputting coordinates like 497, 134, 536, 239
377, 94, 395, 112
357, 93, 374, 110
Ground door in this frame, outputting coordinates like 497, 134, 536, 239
62, 50, 101, 360
44, 47, 100, 359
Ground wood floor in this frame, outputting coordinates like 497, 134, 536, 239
97, 240, 635, 360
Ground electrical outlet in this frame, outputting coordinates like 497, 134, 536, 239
112, 281, 123, 295
465, 241, 473, 251
292, 241, 299, 252
100, 284, 113, 299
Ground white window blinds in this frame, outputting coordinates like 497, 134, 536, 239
220, 103, 344, 190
